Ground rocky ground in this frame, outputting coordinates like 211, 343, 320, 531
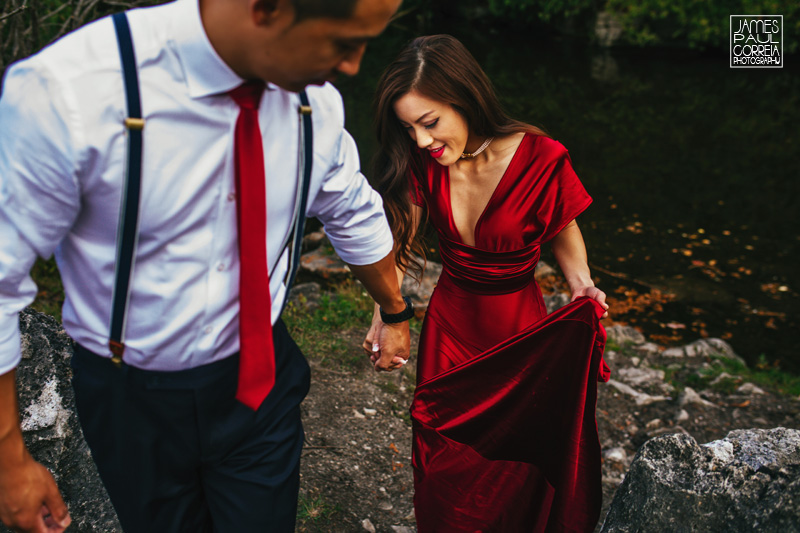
10, 239, 800, 533
292, 240, 800, 532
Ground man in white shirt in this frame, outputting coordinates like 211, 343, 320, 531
0, 0, 408, 531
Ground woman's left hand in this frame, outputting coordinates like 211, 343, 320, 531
571, 286, 609, 318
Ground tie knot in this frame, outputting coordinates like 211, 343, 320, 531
229, 80, 265, 110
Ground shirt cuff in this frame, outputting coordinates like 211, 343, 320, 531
0, 317, 23, 375
327, 217, 394, 266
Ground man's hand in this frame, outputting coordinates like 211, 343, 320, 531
373, 321, 410, 372
0, 370, 70, 532
0, 447, 70, 532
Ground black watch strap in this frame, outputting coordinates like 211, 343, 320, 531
380, 296, 414, 324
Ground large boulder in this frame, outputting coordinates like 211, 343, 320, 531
601, 428, 800, 532
1, 309, 120, 533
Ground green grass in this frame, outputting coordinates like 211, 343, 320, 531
296, 495, 340, 530
647, 350, 800, 397
283, 280, 375, 371
30, 258, 64, 321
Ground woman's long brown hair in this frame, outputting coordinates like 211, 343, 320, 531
371, 34, 547, 280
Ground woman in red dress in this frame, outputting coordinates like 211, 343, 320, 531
364, 35, 611, 532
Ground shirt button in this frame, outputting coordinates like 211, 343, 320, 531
227, 193, 236, 202
203, 326, 213, 334
217, 263, 225, 271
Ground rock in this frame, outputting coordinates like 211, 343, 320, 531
710, 371, 737, 386
662, 338, 746, 366
299, 245, 350, 282
361, 518, 377, 532
534, 260, 556, 279
633, 342, 661, 357
401, 258, 442, 317
629, 356, 640, 367
353, 410, 366, 419
674, 409, 690, 422
678, 387, 717, 408
391, 527, 414, 533
543, 291, 570, 313
606, 379, 670, 406
288, 282, 322, 310
605, 325, 646, 347
377, 500, 394, 511
301, 229, 328, 253
363, 408, 377, 417
8, 308, 121, 533
645, 419, 662, 431
603, 447, 628, 464
737, 382, 766, 395
600, 428, 800, 532
616, 367, 666, 389
648, 426, 689, 437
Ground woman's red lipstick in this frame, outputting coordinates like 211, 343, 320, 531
430, 146, 444, 158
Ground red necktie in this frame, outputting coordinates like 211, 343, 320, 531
229, 81, 275, 410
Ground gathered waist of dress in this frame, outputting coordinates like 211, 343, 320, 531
437, 235, 542, 295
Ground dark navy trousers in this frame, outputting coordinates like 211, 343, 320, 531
70, 319, 310, 532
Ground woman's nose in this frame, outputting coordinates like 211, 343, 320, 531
415, 129, 433, 149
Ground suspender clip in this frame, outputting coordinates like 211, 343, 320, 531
124, 117, 145, 130
298, 105, 312, 116
109, 340, 125, 367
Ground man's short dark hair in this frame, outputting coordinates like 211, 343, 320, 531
292, 0, 360, 22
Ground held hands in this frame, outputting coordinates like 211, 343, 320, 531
363, 305, 410, 372
571, 285, 610, 318
0, 451, 71, 533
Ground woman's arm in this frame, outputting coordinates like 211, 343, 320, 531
550, 220, 609, 318
363, 204, 424, 370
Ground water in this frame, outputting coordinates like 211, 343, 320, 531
334, 23, 800, 373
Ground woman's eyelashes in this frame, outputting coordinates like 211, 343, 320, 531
401, 118, 439, 130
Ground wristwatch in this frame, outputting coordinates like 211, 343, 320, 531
380, 296, 414, 324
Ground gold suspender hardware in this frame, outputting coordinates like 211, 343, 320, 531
108, 340, 125, 367
298, 105, 312, 116
124, 117, 145, 130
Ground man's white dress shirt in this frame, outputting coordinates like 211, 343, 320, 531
0, 0, 393, 374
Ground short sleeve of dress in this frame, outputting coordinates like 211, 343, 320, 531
534, 140, 592, 243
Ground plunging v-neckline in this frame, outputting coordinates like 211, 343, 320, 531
445, 133, 528, 247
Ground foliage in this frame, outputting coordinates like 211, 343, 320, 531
488, 0, 595, 23
283, 280, 376, 371
30, 258, 63, 321
656, 352, 800, 397
296, 494, 341, 531
0, 0, 163, 72
605, 0, 800, 52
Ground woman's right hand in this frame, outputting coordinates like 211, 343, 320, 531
363, 303, 409, 371
363, 304, 383, 364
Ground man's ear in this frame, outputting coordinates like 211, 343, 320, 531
251, 0, 294, 27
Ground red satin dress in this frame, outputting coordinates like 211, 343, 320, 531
408, 134, 611, 532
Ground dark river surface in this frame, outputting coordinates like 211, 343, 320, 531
333, 22, 800, 373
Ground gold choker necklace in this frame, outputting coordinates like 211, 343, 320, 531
461, 137, 494, 159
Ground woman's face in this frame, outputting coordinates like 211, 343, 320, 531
393, 90, 470, 166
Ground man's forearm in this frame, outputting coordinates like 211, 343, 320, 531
0, 370, 24, 464
348, 252, 406, 314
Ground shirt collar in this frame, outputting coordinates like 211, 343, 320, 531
170, 0, 248, 98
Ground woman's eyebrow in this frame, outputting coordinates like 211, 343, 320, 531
414, 111, 435, 123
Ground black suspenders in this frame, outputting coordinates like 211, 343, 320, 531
109, 12, 313, 364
